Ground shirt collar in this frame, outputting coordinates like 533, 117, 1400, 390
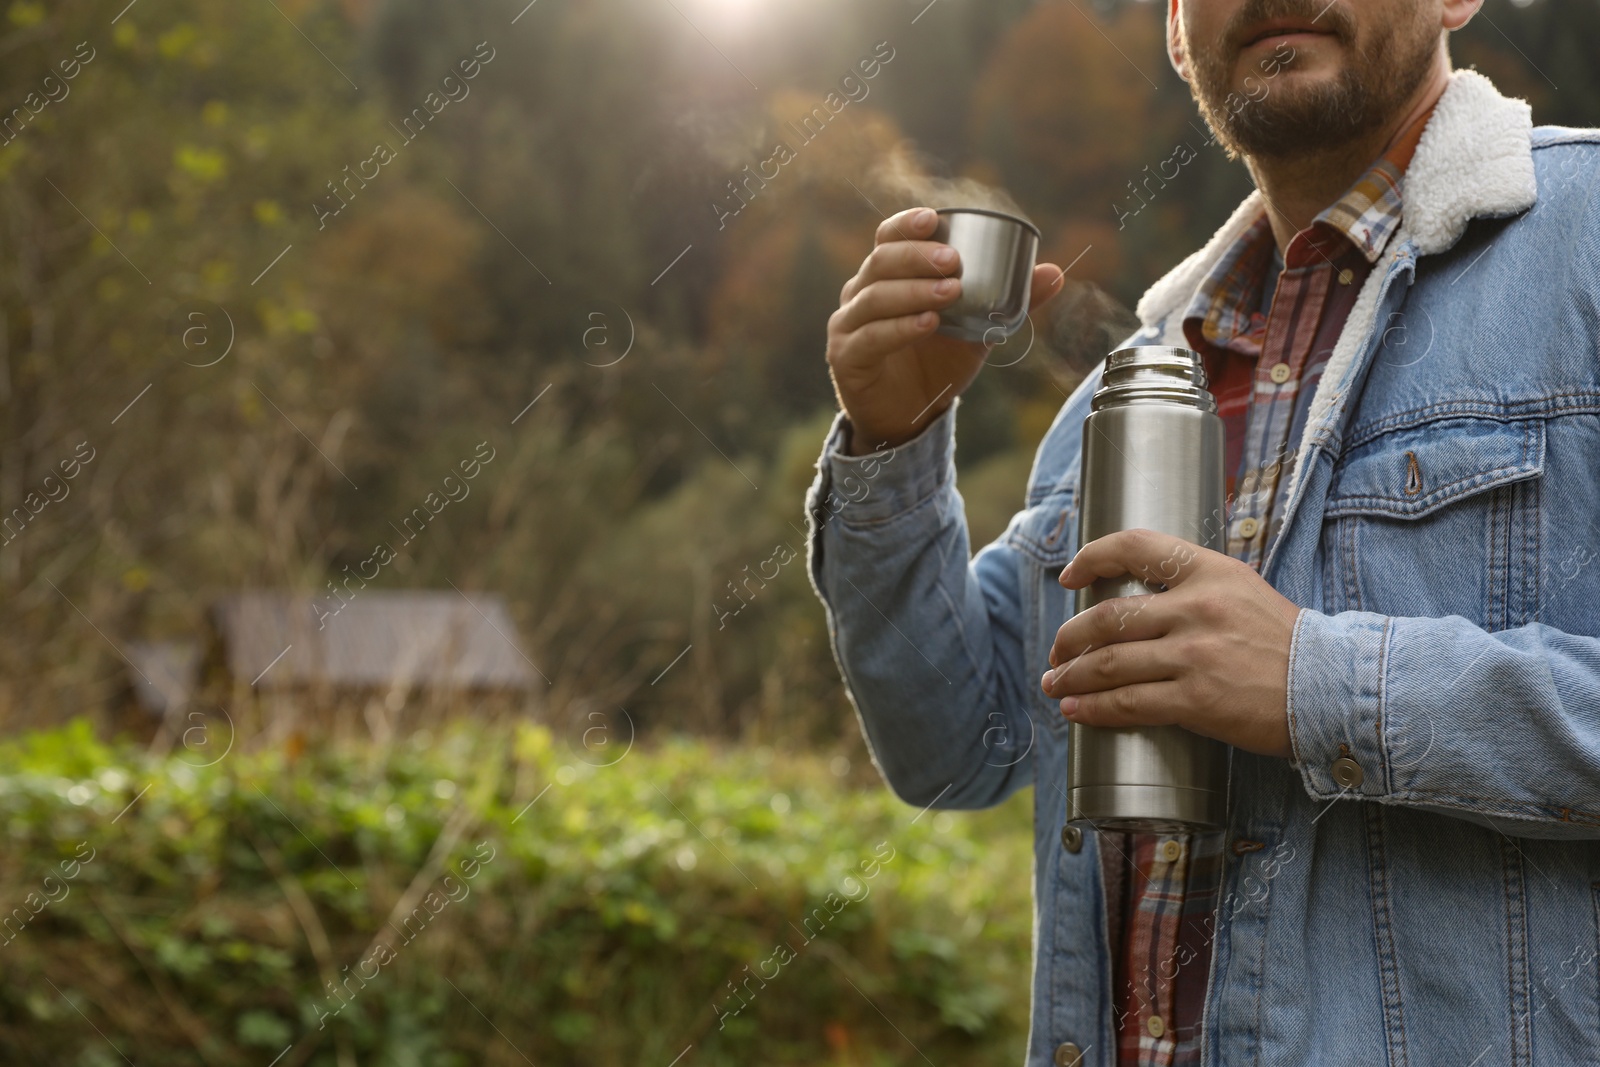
1182, 213, 1277, 353
1180, 98, 1438, 349
1319, 97, 1435, 264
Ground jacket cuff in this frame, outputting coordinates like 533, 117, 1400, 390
808, 399, 959, 529
1285, 608, 1391, 799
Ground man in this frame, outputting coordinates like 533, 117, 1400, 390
805, 0, 1600, 1063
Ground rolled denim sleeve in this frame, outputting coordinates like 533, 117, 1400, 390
1287, 608, 1600, 839
804, 398, 1034, 810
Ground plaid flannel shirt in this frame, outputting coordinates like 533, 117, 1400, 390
1104, 99, 1437, 1067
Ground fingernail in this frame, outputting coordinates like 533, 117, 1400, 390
916, 311, 937, 328
933, 246, 956, 267
1040, 669, 1055, 692
1060, 696, 1079, 718
933, 277, 957, 296
915, 208, 936, 228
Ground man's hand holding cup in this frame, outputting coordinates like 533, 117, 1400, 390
826, 206, 1066, 456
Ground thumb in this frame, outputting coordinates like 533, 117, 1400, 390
1029, 263, 1068, 309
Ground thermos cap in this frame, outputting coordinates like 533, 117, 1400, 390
1092, 345, 1216, 414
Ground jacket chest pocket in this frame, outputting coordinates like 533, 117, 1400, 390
1320, 416, 1545, 629
1004, 487, 1079, 737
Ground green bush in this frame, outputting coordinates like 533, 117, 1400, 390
0, 720, 1033, 1066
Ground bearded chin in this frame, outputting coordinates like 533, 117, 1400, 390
1197, 72, 1376, 160
1189, 29, 1437, 161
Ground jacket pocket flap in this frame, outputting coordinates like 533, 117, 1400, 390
1325, 417, 1545, 520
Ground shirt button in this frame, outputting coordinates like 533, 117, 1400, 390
1268, 361, 1291, 384
1331, 755, 1365, 788
1159, 839, 1182, 863
1061, 824, 1083, 853
1238, 517, 1260, 539
1147, 1015, 1167, 1038
1337, 268, 1355, 285
1054, 1042, 1084, 1066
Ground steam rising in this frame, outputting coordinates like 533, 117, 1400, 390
867, 141, 1032, 220
1044, 280, 1141, 376
867, 141, 1137, 378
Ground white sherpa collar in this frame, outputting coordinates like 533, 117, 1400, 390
1401, 68, 1537, 253
1133, 68, 1537, 334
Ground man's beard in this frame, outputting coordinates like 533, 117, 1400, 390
1183, 0, 1439, 160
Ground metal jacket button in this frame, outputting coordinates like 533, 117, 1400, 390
1331, 755, 1364, 788
1061, 825, 1083, 853
1055, 1042, 1084, 1066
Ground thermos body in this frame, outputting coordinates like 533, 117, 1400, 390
1067, 346, 1231, 833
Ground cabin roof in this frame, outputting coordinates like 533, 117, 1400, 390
210, 590, 540, 690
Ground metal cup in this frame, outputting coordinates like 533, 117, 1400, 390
931, 208, 1041, 344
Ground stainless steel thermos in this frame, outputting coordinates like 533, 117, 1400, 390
1066, 345, 1231, 832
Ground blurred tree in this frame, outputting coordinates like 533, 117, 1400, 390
0, 0, 383, 725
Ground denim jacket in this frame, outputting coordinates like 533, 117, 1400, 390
805, 70, 1600, 1066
